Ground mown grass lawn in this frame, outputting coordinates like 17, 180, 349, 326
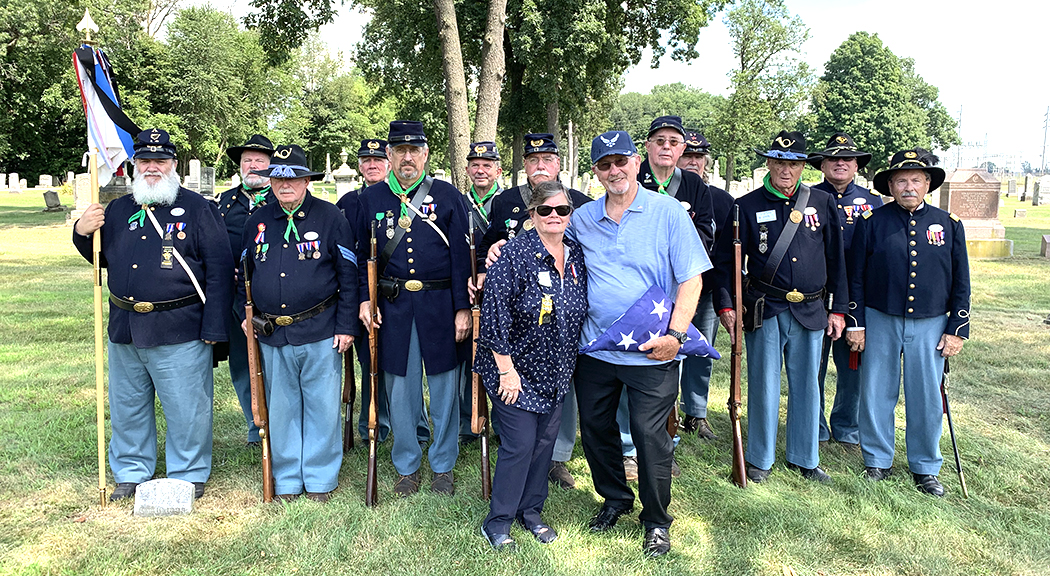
1, 190, 1048, 576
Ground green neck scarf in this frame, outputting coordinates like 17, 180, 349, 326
244, 183, 271, 207
128, 205, 148, 228
281, 202, 303, 242
763, 173, 800, 200
653, 170, 673, 195
388, 171, 426, 222
470, 182, 499, 220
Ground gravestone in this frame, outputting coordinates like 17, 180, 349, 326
39, 175, 53, 188
709, 170, 726, 191
133, 478, 195, 517
1008, 179, 1017, 196
333, 149, 357, 201
1041, 235, 1050, 258
1014, 209, 1027, 218
200, 167, 215, 196
0, 174, 5, 188
1033, 180, 1042, 206
100, 176, 128, 203
579, 173, 591, 197
939, 169, 1012, 258
43, 190, 64, 212
728, 181, 743, 197
66, 171, 75, 184
1022, 175, 1031, 201
8, 173, 19, 192
185, 159, 201, 192
1038, 176, 1050, 206
19, 178, 26, 190
753, 167, 769, 184
434, 169, 447, 182
855, 175, 869, 189
323, 153, 333, 183
69, 173, 92, 223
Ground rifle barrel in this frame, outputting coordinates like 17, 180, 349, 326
365, 219, 380, 507
728, 204, 747, 488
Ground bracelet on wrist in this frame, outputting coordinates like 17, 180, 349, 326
498, 368, 512, 376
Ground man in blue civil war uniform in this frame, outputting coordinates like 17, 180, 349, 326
337, 139, 429, 446
806, 132, 883, 450
356, 120, 472, 496
73, 128, 233, 501
677, 129, 734, 441
476, 133, 592, 490
237, 144, 358, 502
714, 131, 848, 484
215, 134, 275, 446
846, 148, 969, 497
618, 115, 716, 480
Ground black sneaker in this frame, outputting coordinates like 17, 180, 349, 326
109, 482, 138, 502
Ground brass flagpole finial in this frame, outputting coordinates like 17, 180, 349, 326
77, 9, 99, 45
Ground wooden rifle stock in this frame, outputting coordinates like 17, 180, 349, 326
342, 348, 356, 452
469, 226, 492, 500
243, 257, 275, 502
365, 217, 380, 507
728, 205, 747, 488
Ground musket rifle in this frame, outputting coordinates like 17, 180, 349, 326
469, 225, 492, 500
242, 254, 275, 502
728, 204, 747, 488
941, 359, 969, 497
365, 214, 381, 507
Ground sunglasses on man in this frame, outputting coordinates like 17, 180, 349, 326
531, 204, 572, 217
594, 156, 630, 172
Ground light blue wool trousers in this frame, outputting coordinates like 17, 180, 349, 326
817, 334, 862, 444
386, 322, 459, 476
743, 309, 823, 470
679, 292, 721, 418
107, 340, 214, 483
259, 338, 343, 495
858, 307, 947, 475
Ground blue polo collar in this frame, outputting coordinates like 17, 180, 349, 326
597, 187, 648, 222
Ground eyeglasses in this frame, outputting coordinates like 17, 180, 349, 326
531, 204, 572, 217
594, 157, 630, 172
648, 137, 683, 148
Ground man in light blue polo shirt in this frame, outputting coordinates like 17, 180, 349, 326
572, 131, 710, 557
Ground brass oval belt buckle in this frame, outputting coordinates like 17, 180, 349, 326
275, 315, 294, 326
785, 290, 805, 303
404, 280, 424, 292
133, 301, 155, 313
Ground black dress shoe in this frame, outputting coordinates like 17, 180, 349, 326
305, 491, 331, 503
481, 525, 517, 551
589, 505, 632, 532
109, 482, 138, 501
913, 473, 945, 497
643, 527, 671, 557
394, 472, 420, 497
745, 462, 770, 483
786, 462, 831, 483
193, 482, 205, 499
865, 467, 892, 481
518, 520, 558, 544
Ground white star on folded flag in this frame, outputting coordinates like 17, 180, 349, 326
651, 299, 669, 320
617, 331, 637, 350
646, 331, 662, 345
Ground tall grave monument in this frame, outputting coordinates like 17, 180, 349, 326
938, 168, 1012, 258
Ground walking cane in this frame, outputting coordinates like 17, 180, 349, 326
941, 359, 969, 498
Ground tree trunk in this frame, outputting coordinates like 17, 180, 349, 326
473, 0, 507, 143
546, 88, 560, 148
512, 129, 523, 187
433, 0, 470, 191
725, 154, 736, 184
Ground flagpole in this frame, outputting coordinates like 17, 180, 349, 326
77, 8, 107, 509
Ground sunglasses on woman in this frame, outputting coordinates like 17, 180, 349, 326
531, 204, 572, 217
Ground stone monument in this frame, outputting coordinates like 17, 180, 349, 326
69, 173, 92, 223
185, 159, 201, 192
753, 167, 769, 184
332, 149, 357, 201
39, 175, 53, 188
938, 169, 1012, 258
8, 173, 19, 193
43, 190, 64, 212
100, 175, 128, 203
133, 478, 194, 517
200, 167, 216, 196
1007, 179, 1016, 196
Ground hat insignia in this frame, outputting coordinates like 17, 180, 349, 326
149, 132, 161, 143
904, 151, 917, 159
686, 139, 699, 146
599, 133, 620, 147
775, 136, 795, 148
835, 136, 847, 144
530, 139, 544, 147
367, 141, 380, 150
475, 145, 487, 154
273, 148, 292, 159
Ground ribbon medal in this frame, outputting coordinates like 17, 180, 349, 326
539, 294, 554, 325
758, 225, 768, 254
175, 222, 187, 240
803, 207, 819, 231
254, 223, 266, 244
256, 243, 269, 262
164, 223, 175, 241
506, 219, 518, 239
843, 205, 854, 224
297, 242, 307, 260
927, 223, 945, 246
385, 210, 395, 239
311, 240, 321, 259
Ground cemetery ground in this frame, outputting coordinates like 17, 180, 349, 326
1, 190, 1049, 576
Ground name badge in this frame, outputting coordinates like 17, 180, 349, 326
756, 210, 777, 223
538, 271, 552, 287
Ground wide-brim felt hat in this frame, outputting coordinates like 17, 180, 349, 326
133, 128, 177, 160
755, 130, 808, 161
226, 134, 274, 164
872, 148, 946, 195
806, 132, 871, 170
251, 144, 324, 181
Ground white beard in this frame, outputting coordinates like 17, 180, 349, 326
241, 169, 269, 190
131, 168, 181, 206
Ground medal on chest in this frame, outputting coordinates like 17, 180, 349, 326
759, 225, 768, 254
506, 219, 518, 239
803, 207, 819, 231
175, 222, 187, 240
523, 219, 534, 231
789, 210, 803, 224
385, 210, 395, 239
539, 294, 554, 325
160, 225, 174, 270
927, 223, 945, 246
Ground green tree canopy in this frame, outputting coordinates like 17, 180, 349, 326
810, 31, 959, 176
609, 83, 724, 144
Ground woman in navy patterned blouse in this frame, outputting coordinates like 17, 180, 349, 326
475, 180, 588, 551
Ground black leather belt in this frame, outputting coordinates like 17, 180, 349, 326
261, 293, 338, 327
378, 277, 451, 301
110, 293, 201, 313
752, 280, 824, 304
